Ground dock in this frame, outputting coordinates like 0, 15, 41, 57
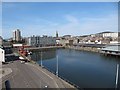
100, 44, 120, 56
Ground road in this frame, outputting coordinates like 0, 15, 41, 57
2, 60, 75, 89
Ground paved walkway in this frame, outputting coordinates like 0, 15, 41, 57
0, 68, 12, 78
0, 67, 12, 90
1, 61, 76, 89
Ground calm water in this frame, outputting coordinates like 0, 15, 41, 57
30, 49, 120, 88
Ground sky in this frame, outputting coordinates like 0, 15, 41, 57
2, 2, 118, 39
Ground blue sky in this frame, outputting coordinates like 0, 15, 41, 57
2, 2, 118, 38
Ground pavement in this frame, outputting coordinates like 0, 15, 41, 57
1, 60, 76, 89
0, 68, 12, 78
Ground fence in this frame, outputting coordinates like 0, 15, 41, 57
39, 65, 84, 90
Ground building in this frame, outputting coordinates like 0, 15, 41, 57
102, 32, 118, 38
58, 37, 77, 46
0, 48, 5, 62
13, 29, 21, 41
56, 31, 58, 38
27, 35, 56, 47
100, 44, 120, 56
63, 35, 72, 39
0, 36, 3, 46
58, 38, 69, 46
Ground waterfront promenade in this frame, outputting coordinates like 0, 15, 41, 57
2, 60, 76, 89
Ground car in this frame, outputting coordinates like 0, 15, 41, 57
21, 61, 25, 64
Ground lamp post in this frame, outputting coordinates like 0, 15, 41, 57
115, 63, 119, 89
56, 54, 58, 76
41, 51, 43, 68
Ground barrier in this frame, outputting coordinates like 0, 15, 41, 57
39, 65, 83, 90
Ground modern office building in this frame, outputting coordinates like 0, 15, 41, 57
27, 35, 56, 47
13, 29, 21, 41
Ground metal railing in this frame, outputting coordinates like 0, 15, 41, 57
39, 65, 84, 90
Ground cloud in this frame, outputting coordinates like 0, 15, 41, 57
2, 13, 118, 38
65, 15, 79, 24
16, 14, 119, 37
79, 14, 118, 33
55, 14, 118, 36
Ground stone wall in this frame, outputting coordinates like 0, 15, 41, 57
66, 46, 100, 53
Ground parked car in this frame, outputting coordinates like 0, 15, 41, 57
21, 61, 25, 64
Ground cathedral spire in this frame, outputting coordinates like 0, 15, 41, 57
56, 31, 58, 38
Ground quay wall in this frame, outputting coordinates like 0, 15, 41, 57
66, 46, 120, 57
65, 46, 100, 53
25, 46, 65, 51
26, 45, 100, 53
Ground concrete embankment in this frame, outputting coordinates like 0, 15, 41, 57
65, 46, 100, 53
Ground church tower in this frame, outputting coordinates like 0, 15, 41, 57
56, 31, 58, 38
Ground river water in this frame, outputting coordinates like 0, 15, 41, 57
30, 48, 120, 88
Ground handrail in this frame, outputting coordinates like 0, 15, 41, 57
40, 65, 83, 90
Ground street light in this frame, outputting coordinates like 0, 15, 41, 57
41, 51, 43, 68
56, 54, 58, 76
115, 63, 119, 89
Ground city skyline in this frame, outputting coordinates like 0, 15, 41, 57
2, 2, 118, 39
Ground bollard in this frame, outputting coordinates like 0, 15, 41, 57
5, 80, 11, 90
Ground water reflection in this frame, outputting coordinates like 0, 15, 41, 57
30, 48, 120, 88
30, 49, 56, 61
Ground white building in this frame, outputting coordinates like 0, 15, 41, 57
110, 41, 119, 44
0, 48, 5, 62
102, 32, 118, 38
